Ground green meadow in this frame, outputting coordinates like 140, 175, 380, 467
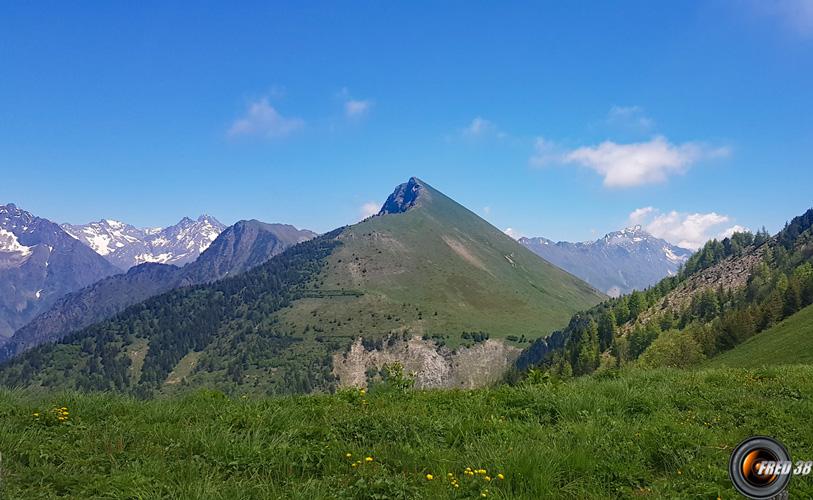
707, 302, 813, 369
3, 366, 813, 499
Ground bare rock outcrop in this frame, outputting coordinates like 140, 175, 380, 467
332, 336, 521, 389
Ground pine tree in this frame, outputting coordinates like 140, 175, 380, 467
628, 291, 646, 321
783, 278, 802, 318
574, 319, 600, 375
597, 310, 616, 352
614, 299, 630, 325
698, 289, 720, 321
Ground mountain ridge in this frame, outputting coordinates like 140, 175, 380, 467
0, 219, 316, 361
62, 215, 226, 270
519, 226, 692, 296
0, 203, 120, 341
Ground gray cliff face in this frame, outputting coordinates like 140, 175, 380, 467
377, 177, 424, 215
520, 226, 693, 297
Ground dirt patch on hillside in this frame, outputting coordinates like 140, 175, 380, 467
164, 351, 202, 385
126, 339, 149, 384
332, 337, 520, 388
441, 235, 491, 275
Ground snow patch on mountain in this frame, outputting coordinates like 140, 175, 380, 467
520, 226, 693, 296
0, 228, 33, 257
0, 203, 120, 340
63, 215, 226, 270
663, 246, 685, 264
135, 252, 175, 264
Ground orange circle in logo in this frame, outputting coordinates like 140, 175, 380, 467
741, 449, 779, 487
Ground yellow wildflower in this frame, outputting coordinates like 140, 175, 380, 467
346, 453, 352, 458
426, 474, 433, 481
484, 476, 491, 481
497, 473, 505, 480
365, 456, 373, 462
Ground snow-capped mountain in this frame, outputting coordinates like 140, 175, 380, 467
2, 219, 316, 360
520, 225, 693, 297
62, 215, 226, 270
0, 204, 119, 341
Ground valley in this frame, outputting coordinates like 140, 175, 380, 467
3, 5, 810, 497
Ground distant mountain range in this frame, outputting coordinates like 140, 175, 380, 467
519, 226, 693, 297
62, 216, 226, 270
0, 204, 120, 340
0, 219, 316, 360
1, 183, 811, 399
0, 178, 605, 394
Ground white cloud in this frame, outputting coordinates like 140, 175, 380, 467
338, 88, 373, 119
628, 207, 747, 250
463, 117, 496, 137
628, 206, 656, 225
482, 206, 492, 215
718, 224, 750, 240
503, 227, 524, 240
460, 117, 507, 140
563, 136, 730, 188
345, 99, 373, 118
359, 202, 380, 220
228, 97, 304, 139
606, 105, 654, 131
529, 137, 560, 166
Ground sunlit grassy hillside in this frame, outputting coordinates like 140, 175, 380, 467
706, 303, 813, 368
2, 367, 813, 498
277, 178, 605, 346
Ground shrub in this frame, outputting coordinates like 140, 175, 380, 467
638, 329, 705, 368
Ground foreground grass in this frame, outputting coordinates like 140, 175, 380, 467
2, 367, 813, 499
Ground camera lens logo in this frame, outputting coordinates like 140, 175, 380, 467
729, 436, 791, 499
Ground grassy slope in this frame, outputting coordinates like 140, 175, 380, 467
706, 303, 813, 368
2, 367, 813, 498
278, 179, 604, 346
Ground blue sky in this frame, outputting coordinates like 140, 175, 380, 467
1, 1, 811, 249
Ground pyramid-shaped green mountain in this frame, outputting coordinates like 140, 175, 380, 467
279, 177, 605, 339
0, 178, 604, 394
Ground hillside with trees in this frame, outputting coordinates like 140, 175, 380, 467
516, 208, 813, 377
